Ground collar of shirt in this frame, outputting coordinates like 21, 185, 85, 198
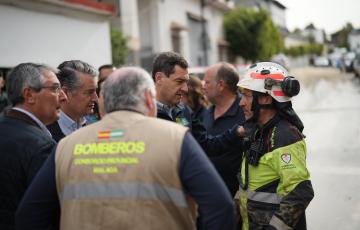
58, 110, 86, 136
12, 107, 52, 137
209, 94, 241, 119
156, 101, 174, 119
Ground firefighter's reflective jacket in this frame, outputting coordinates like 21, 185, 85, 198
237, 115, 314, 230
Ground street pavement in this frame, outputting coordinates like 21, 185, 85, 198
290, 67, 360, 230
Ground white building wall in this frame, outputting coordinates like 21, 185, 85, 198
269, 4, 286, 29
302, 29, 325, 44
0, 4, 111, 69
348, 33, 360, 51
139, 0, 227, 67
284, 35, 308, 48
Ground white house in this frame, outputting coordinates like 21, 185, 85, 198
234, 0, 287, 35
301, 23, 325, 44
348, 29, 360, 52
119, 0, 233, 70
0, 0, 113, 74
284, 33, 309, 48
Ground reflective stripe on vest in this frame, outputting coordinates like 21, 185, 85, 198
239, 187, 283, 204
269, 215, 292, 230
59, 182, 188, 208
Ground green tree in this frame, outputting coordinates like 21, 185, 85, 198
331, 22, 353, 49
284, 44, 323, 57
111, 28, 128, 66
224, 8, 284, 62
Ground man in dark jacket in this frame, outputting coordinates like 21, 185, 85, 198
152, 52, 245, 157
0, 63, 67, 230
202, 62, 246, 197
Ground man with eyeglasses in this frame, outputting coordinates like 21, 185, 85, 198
0, 62, 67, 230
47, 60, 98, 142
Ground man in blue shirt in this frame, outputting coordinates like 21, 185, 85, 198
47, 60, 98, 142
202, 62, 245, 197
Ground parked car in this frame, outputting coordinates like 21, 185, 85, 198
342, 52, 356, 72
314, 56, 330, 67
353, 53, 360, 78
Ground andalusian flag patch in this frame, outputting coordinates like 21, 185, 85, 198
98, 130, 124, 139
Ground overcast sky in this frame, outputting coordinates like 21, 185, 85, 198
282, 0, 360, 34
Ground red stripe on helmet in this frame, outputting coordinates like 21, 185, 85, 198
250, 73, 285, 80
273, 90, 285, 96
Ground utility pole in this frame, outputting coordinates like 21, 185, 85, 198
200, 0, 208, 66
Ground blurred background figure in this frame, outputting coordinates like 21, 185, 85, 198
0, 75, 9, 114
94, 77, 107, 120
47, 60, 98, 142
85, 64, 117, 123
182, 74, 210, 122
98, 64, 116, 81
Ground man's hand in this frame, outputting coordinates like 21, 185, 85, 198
236, 126, 246, 137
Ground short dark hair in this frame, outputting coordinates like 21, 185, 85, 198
98, 64, 115, 72
57, 60, 98, 91
215, 63, 239, 94
151, 51, 188, 81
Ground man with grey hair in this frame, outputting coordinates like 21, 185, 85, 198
0, 63, 67, 230
16, 67, 236, 230
47, 60, 98, 142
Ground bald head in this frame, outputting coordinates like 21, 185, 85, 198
212, 62, 239, 93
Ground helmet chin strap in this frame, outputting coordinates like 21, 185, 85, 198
250, 92, 274, 123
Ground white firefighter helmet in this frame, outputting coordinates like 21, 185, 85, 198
237, 62, 299, 102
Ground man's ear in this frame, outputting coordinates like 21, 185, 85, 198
144, 89, 157, 117
154, 72, 163, 85
217, 79, 225, 90
23, 87, 36, 104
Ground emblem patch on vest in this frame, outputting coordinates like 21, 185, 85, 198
281, 153, 291, 164
176, 117, 190, 126
98, 130, 124, 139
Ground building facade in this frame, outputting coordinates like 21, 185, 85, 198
1, 0, 233, 74
301, 23, 325, 44
121, 0, 232, 70
348, 29, 360, 52
0, 0, 113, 74
234, 0, 287, 35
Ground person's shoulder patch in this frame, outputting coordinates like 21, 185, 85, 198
281, 153, 291, 164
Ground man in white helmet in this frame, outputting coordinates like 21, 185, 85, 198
236, 62, 314, 230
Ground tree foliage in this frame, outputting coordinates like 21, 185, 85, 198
111, 28, 128, 66
331, 22, 353, 49
224, 8, 284, 62
284, 44, 324, 57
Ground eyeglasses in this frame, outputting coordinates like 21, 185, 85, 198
40, 85, 62, 94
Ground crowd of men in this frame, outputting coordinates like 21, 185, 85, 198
0, 51, 314, 230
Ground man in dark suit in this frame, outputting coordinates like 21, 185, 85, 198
47, 60, 98, 142
0, 63, 67, 230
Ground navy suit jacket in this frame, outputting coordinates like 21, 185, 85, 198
0, 109, 56, 230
